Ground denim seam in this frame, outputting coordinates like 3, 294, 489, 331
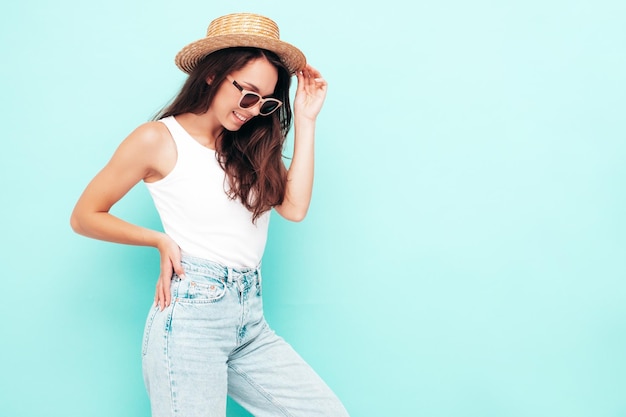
165, 303, 178, 416
142, 307, 159, 356
228, 363, 293, 417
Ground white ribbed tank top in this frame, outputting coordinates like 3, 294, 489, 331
145, 116, 270, 268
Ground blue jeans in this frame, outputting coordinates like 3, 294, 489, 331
142, 254, 349, 417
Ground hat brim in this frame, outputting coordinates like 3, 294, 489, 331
175, 34, 306, 75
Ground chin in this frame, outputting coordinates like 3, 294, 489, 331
223, 125, 243, 132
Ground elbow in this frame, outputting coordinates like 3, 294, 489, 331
284, 208, 308, 223
274, 201, 309, 222
69, 211, 84, 235
290, 212, 307, 222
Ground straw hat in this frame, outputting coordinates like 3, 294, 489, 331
175, 13, 306, 75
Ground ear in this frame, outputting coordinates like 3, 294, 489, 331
206, 75, 214, 85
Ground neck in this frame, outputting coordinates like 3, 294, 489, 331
174, 112, 222, 149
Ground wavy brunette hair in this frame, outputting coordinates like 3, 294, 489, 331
155, 47, 292, 222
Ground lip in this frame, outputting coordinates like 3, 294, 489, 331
233, 110, 250, 124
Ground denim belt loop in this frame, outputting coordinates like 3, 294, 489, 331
226, 267, 234, 283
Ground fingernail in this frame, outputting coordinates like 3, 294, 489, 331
180, 274, 186, 279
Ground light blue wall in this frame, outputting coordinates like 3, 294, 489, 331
2, 0, 625, 416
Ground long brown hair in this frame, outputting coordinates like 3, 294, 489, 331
155, 47, 292, 222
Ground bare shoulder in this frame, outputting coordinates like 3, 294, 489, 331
102, 122, 177, 182
111, 121, 176, 182
124, 121, 172, 150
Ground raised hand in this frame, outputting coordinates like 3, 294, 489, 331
293, 65, 328, 122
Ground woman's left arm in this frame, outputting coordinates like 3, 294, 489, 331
274, 65, 328, 222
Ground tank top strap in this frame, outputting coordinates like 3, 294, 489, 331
159, 115, 212, 157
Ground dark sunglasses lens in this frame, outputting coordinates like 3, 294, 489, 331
260, 101, 279, 114
240, 93, 260, 108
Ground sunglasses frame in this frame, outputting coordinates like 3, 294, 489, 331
226, 76, 283, 116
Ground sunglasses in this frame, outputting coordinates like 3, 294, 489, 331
226, 76, 283, 116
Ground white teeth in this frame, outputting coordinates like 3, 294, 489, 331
234, 111, 247, 122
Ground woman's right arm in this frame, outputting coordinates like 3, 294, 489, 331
70, 122, 185, 310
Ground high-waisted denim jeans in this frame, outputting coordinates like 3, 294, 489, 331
142, 254, 349, 417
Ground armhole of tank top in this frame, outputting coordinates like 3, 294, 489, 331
146, 118, 180, 186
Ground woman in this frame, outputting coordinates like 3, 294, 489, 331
70, 12, 349, 417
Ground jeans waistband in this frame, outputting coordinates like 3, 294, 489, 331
180, 252, 261, 283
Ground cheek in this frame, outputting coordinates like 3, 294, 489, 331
212, 97, 233, 118
211, 86, 234, 109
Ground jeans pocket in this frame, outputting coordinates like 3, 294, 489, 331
142, 306, 159, 356
178, 277, 227, 304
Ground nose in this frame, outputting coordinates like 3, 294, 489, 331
248, 101, 262, 116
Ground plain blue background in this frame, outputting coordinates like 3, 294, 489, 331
1, 0, 625, 416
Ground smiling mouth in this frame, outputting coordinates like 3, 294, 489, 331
233, 111, 249, 123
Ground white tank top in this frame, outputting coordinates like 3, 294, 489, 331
145, 116, 270, 268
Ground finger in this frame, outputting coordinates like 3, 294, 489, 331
304, 64, 322, 79
156, 280, 165, 311
171, 250, 185, 280
306, 71, 326, 93
296, 70, 306, 93
314, 77, 327, 88
298, 70, 315, 95
163, 275, 172, 308
159, 255, 174, 303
